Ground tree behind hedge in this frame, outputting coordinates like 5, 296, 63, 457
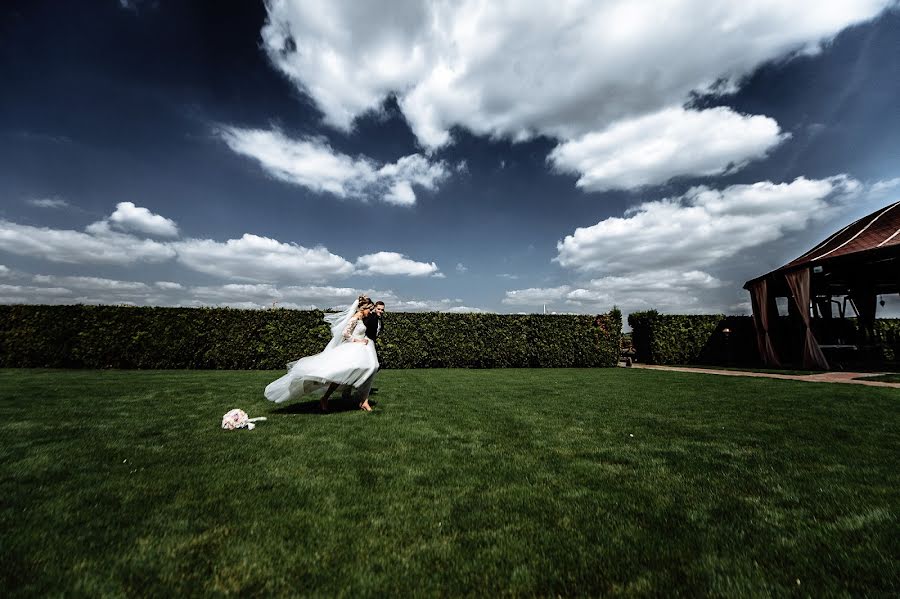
0, 305, 621, 369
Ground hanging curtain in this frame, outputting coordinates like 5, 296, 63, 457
748, 278, 781, 366
784, 268, 829, 370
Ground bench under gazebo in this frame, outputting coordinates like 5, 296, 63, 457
744, 200, 900, 369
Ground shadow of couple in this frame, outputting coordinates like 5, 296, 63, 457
269, 396, 379, 415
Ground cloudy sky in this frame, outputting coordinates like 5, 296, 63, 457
2, 0, 899, 317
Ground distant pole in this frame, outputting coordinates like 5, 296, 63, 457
543, 303, 546, 314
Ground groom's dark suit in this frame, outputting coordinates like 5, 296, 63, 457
362, 312, 383, 351
341, 312, 384, 401
363, 312, 383, 395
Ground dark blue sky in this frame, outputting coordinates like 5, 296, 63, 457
1, 1, 899, 315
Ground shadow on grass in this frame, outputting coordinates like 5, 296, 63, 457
269, 396, 379, 415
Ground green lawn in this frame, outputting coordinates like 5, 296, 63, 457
856, 373, 900, 383
1, 368, 898, 597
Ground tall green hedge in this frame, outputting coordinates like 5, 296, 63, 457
0, 305, 621, 369
627, 311, 756, 365
628, 311, 900, 366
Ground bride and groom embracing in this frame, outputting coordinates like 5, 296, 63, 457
264, 295, 385, 412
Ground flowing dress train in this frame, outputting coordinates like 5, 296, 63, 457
264, 317, 378, 404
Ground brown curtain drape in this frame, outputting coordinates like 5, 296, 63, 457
784, 268, 829, 370
748, 279, 781, 366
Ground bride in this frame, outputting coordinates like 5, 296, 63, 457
264, 295, 379, 412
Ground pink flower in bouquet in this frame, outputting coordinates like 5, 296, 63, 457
221, 409, 266, 431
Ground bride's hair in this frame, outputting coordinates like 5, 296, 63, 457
357, 295, 375, 311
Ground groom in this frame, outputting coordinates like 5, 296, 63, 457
364, 301, 385, 353
362, 300, 385, 394
342, 300, 385, 400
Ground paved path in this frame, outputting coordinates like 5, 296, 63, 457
626, 363, 900, 389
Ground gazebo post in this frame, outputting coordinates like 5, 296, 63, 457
852, 285, 877, 342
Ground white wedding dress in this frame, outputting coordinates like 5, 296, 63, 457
264, 313, 379, 404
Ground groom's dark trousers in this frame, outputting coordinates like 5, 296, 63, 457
362, 313, 383, 368
342, 313, 383, 400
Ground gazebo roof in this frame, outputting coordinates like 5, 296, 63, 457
744, 200, 900, 293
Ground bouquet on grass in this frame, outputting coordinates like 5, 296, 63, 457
221, 409, 267, 431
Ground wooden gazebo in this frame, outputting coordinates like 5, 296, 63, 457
744, 200, 900, 369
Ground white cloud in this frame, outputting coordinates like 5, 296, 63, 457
352, 290, 485, 312
389, 299, 483, 312
455, 263, 468, 274
6, 273, 165, 305
0, 207, 441, 285
384, 181, 416, 206
279, 285, 358, 301
0, 202, 178, 266
503, 271, 728, 315
32, 275, 151, 292
871, 177, 900, 195
355, 251, 440, 277
503, 286, 572, 306
377, 153, 451, 191
261, 0, 890, 151
0, 263, 487, 313
188, 283, 280, 306
27, 197, 69, 209
730, 301, 753, 314
0, 220, 175, 265
446, 306, 486, 313
218, 127, 451, 205
531, 175, 900, 317
220, 128, 375, 196
173, 234, 355, 282
0, 267, 478, 311
107, 202, 179, 237
548, 107, 789, 191
0, 267, 374, 309
0, 265, 10, 277
0, 284, 73, 304
555, 176, 860, 274
188, 283, 358, 309
0, 271, 182, 306
570, 270, 726, 314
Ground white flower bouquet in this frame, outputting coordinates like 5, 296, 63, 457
221, 408, 267, 431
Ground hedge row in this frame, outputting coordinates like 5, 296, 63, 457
627, 311, 757, 365
628, 310, 900, 366
0, 305, 622, 369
